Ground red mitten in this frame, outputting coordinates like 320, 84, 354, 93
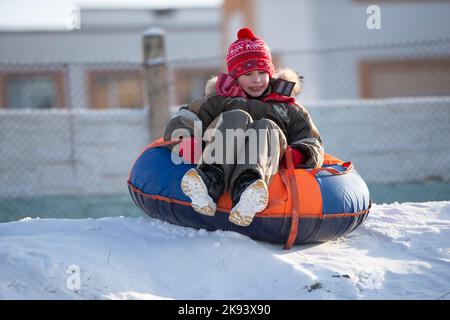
178, 137, 202, 164
282, 146, 305, 169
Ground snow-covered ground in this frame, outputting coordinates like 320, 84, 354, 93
0, 201, 449, 300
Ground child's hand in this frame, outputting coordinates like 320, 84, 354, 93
178, 137, 202, 164
281, 146, 305, 169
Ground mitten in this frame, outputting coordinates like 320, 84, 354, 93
281, 146, 305, 169
178, 137, 202, 164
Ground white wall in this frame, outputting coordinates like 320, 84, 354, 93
257, 0, 317, 50
257, 0, 450, 50
0, 32, 143, 63
0, 29, 221, 63
310, 0, 450, 48
0, 8, 222, 110
0, 8, 221, 63
255, 0, 450, 100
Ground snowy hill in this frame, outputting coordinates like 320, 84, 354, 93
0, 201, 449, 300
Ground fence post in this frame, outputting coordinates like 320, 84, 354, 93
143, 28, 170, 140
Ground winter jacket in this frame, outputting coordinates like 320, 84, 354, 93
164, 68, 324, 168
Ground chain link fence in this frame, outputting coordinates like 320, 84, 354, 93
1, 39, 450, 222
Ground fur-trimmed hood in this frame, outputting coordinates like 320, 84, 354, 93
204, 68, 302, 97
164, 68, 324, 170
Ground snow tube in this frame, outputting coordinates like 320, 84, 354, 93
128, 138, 371, 249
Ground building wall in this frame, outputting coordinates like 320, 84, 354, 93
0, 31, 142, 63
310, 0, 450, 48
256, 0, 317, 50
0, 7, 222, 108
0, 8, 221, 63
251, 0, 450, 100
255, 0, 450, 51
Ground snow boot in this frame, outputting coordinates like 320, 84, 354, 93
181, 164, 225, 216
229, 170, 269, 227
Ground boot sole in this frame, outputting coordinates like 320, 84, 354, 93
229, 179, 268, 227
181, 169, 216, 216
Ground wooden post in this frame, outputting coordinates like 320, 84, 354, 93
143, 28, 170, 140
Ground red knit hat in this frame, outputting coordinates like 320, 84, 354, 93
226, 27, 274, 79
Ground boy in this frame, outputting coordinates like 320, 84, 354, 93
164, 28, 324, 226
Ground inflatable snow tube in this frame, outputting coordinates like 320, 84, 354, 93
128, 139, 371, 248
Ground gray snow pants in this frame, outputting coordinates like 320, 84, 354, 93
198, 109, 287, 192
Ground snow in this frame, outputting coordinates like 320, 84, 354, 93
0, 201, 449, 300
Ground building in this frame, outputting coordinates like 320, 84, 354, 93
222, 0, 450, 100
0, 1, 223, 110
2, 0, 450, 107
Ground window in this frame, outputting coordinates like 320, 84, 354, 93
87, 70, 145, 109
359, 57, 450, 98
174, 68, 221, 105
0, 71, 65, 109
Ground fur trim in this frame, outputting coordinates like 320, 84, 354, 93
204, 68, 302, 97
273, 68, 302, 96
205, 76, 218, 96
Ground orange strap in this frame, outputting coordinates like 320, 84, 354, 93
148, 138, 181, 148
155, 139, 296, 249
310, 161, 353, 176
283, 147, 300, 250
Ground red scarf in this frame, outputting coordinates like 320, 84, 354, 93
215, 73, 296, 106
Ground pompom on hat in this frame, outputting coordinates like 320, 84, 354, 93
226, 27, 274, 79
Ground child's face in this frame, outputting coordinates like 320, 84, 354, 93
237, 70, 270, 97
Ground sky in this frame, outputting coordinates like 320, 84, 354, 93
0, 0, 223, 31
